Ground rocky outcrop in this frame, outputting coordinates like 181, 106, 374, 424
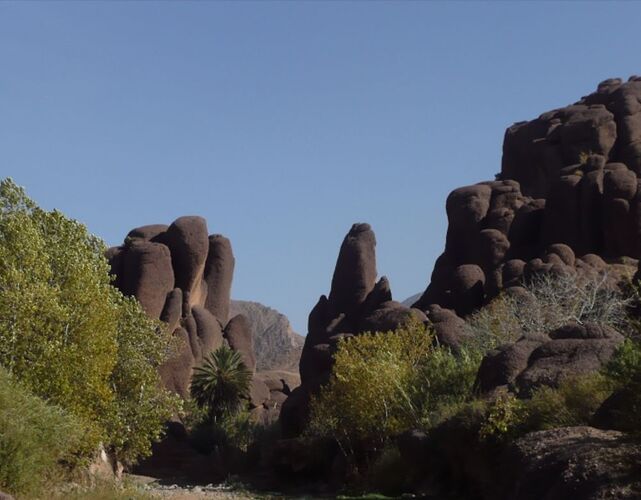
107, 217, 254, 401
280, 223, 427, 437
475, 322, 624, 396
413, 78, 641, 319
230, 300, 304, 373
500, 426, 641, 500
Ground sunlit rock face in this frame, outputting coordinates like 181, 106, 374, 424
413, 77, 641, 319
108, 217, 292, 416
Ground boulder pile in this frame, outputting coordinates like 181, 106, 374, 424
107, 216, 290, 417
414, 77, 641, 321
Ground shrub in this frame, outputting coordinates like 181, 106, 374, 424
604, 338, 641, 386
190, 345, 252, 422
414, 344, 483, 426
0, 178, 179, 465
523, 373, 612, 431
307, 321, 432, 454
0, 366, 86, 496
307, 320, 481, 454
468, 271, 633, 349
189, 409, 255, 454
476, 374, 612, 442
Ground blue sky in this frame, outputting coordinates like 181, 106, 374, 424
2, 1, 640, 334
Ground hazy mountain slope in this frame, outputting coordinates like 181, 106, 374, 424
402, 293, 422, 308
230, 300, 304, 372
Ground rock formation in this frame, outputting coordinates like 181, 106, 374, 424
400, 77, 641, 396
107, 217, 290, 415
280, 223, 426, 436
414, 77, 641, 323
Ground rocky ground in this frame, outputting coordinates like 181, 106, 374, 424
130, 475, 269, 499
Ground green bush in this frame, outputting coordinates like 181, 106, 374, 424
189, 409, 255, 454
0, 367, 86, 496
0, 178, 179, 465
524, 374, 612, 431
307, 320, 481, 454
604, 338, 641, 386
477, 374, 612, 442
306, 321, 432, 453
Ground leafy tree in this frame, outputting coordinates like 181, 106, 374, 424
190, 345, 252, 422
307, 320, 479, 454
0, 178, 179, 464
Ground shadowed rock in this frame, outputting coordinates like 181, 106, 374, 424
328, 223, 377, 318
224, 314, 256, 374
204, 234, 235, 324
161, 216, 209, 310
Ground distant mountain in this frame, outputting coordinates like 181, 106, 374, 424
402, 293, 422, 308
230, 300, 304, 372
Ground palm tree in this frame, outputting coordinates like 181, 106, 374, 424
190, 346, 252, 422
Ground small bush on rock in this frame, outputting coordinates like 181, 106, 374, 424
524, 374, 612, 431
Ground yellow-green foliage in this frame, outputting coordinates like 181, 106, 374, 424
0, 178, 179, 465
308, 321, 432, 450
0, 366, 86, 496
525, 374, 612, 430
477, 374, 613, 442
307, 320, 481, 452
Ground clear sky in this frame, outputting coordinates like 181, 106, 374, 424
2, 1, 640, 334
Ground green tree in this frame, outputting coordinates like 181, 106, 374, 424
190, 346, 252, 422
307, 320, 481, 455
0, 178, 179, 464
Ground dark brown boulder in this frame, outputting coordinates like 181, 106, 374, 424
249, 377, 270, 408
158, 327, 195, 399
204, 234, 235, 324
444, 184, 492, 263
299, 343, 332, 388
279, 386, 311, 438
448, 264, 486, 316
328, 223, 377, 318
192, 305, 224, 357
502, 259, 526, 287
358, 300, 426, 333
426, 305, 471, 349
475, 338, 544, 395
516, 337, 623, 396
161, 216, 209, 309
500, 426, 641, 500
360, 276, 393, 317
592, 384, 641, 433
548, 322, 624, 341
126, 224, 168, 243
119, 241, 174, 320
224, 314, 256, 374
160, 287, 183, 334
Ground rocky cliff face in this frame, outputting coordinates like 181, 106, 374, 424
107, 217, 290, 417
230, 300, 304, 373
283, 76, 641, 440
280, 223, 426, 436
414, 76, 641, 322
